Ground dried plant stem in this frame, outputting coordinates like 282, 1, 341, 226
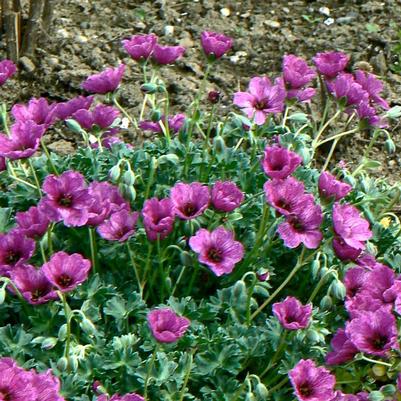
2, 0, 20, 61
21, 0, 45, 57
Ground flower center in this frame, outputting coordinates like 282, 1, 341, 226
0, 390, 11, 401
276, 198, 290, 211
58, 195, 73, 207
371, 334, 388, 350
5, 251, 21, 265
288, 216, 305, 232
56, 274, 73, 288
207, 248, 223, 262
298, 382, 313, 397
254, 100, 267, 110
182, 203, 196, 217
31, 288, 45, 301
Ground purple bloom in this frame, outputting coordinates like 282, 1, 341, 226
97, 209, 139, 242
147, 307, 190, 343
333, 203, 372, 250
261, 146, 302, 179
345, 293, 390, 319
42, 251, 91, 293
332, 237, 362, 261
40, 170, 92, 227
0, 230, 35, 276
0, 59, 17, 85
283, 55, 316, 89
325, 328, 358, 365
30, 369, 65, 401
170, 182, 210, 220
82, 64, 125, 94
53, 96, 94, 120
345, 309, 398, 356
354, 70, 389, 110
0, 157, 6, 172
233, 77, 286, 125
287, 87, 316, 103
318, 172, 352, 201
189, 226, 244, 276
356, 100, 387, 128
72, 104, 120, 131
122, 33, 158, 61
151, 44, 185, 65
98, 395, 145, 401
142, 198, 175, 241
326, 73, 368, 106
313, 51, 350, 78
11, 265, 57, 305
0, 121, 45, 160
139, 114, 185, 134
211, 181, 244, 212
288, 359, 336, 401
11, 97, 57, 127
16, 206, 50, 239
201, 31, 233, 59
344, 267, 369, 298
272, 296, 312, 330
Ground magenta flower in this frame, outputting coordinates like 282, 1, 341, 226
345, 309, 398, 357
356, 101, 387, 128
272, 296, 312, 330
147, 307, 190, 343
233, 77, 286, 125
354, 70, 389, 110
16, 206, 50, 240
318, 172, 352, 201
333, 203, 372, 250
261, 146, 302, 179
345, 293, 390, 320
313, 51, 350, 78
211, 181, 244, 212
344, 267, 369, 299
53, 95, 94, 120
97, 209, 139, 242
0, 157, 6, 172
72, 104, 120, 131
326, 73, 368, 106
11, 97, 57, 127
325, 328, 358, 365
139, 114, 185, 134
122, 33, 158, 61
151, 44, 185, 65
30, 369, 65, 401
0, 121, 45, 160
332, 237, 362, 261
287, 87, 316, 103
201, 31, 233, 59
97, 394, 145, 401
0, 230, 35, 276
288, 359, 336, 401
42, 251, 91, 293
170, 182, 210, 220
189, 226, 244, 276
40, 170, 92, 227
142, 198, 175, 241
0, 59, 17, 85
283, 55, 316, 89
82, 64, 125, 94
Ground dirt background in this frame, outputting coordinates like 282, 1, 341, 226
1, 0, 401, 179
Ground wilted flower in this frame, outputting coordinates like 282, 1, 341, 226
325, 328, 358, 365
11, 97, 57, 127
261, 146, 302, 179
42, 251, 91, 293
354, 70, 389, 110
233, 76, 286, 125
201, 31, 233, 60
97, 209, 139, 242
16, 206, 50, 239
0, 59, 17, 85
313, 51, 349, 78
189, 226, 244, 276
82, 64, 125, 94
72, 104, 120, 131
151, 44, 185, 65
139, 114, 185, 134
272, 296, 312, 330
170, 182, 210, 220
211, 181, 244, 212
142, 198, 175, 241
318, 172, 352, 201
53, 96, 94, 120
288, 359, 336, 401
147, 307, 190, 343
283, 55, 316, 89
97, 394, 145, 401
122, 33, 158, 61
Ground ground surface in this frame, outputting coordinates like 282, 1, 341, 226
1, 0, 401, 179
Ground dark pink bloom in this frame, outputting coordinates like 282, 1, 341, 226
40, 170, 92, 227
356, 253, 386, 270
332, 237, 362, 261
0, 121, 45, 160
30, 369, 65, 401
397, 373, 401, 392
201, 31, 233, 59
0, 59, 17, 85
147, 307, 190, 343
332, 392, 359, 401
53, 96, 94, 120
142, 198, 175, 241
189, 226, 244, 276
139, 114, 185, 134
283, 55, 316, 89
0, 230, 35, 276
333, 203, 372, 250
344, 267, 369, 298
97, 209, 139, 242
42, 251, 91, 293
16, 206, 50, 239
122, 33, 158, 61
345, 293, 390, 319
82, 64, 125, 94
72, 104, 120, 131
325, 328, 358, 365
0, 157, 6, 171
313, 51, 350, 78
11, 97, 57, 127
151, 44, 185, 65
354, 70, 389, 110
261, 146, 302, 179
356, 101, 387, 128
233, 77, 286, 125
170, 182, 210, 220
326, 73, 368, 106
318, 172, 352, 201
345, 309, 398, 357
272, 296, 312, 330
257, 269, 270, 282
211, 181, 244, 212
288, 359, 336, 401
287, 87, 316, 103
10, 265, 57, 305
97, 394, 144, 401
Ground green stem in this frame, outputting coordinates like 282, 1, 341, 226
362, 129, 380, 159
307, 270, 335, 303
112, 94, 138, 129
40, 139, 59, 176
88, 227, 98, 274
178, 349, 196, 401
313, 109, 341, 147
39, 241, 47, 263
144, 158, 157, 200
246, 276, 257, 326
126, 242, 143, 299
47, 223, 54, 255
171, 266, 186, 297
360, 355, 392, 367
7, 163, 38, 190
315, 127, 359, 148
144, 345, 158, 399
260, 331, 288, 378
268, 376, 289, 394
58, 291, 72, 363
321, 138, 339, 171
27, 158, 42, 197
1, 103, 10, 135
142, 243, 154, 294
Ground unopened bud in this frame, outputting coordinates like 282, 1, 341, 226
208, 90, 221, 104
140, 83, 158, 94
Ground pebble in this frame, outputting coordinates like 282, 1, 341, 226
220, 7, 230, 17
19, 56, 36, 72
264, 20, 281, 28
47, 57, 59, 66
57, 28, 70, 38
319, 6, 330, 16
283, 7, 290, 13
336, 16, 355, 24
164, 25, 174, 35
324, 18, 335, 26
75, 35, 89, 44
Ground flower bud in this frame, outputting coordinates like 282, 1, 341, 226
380, 384, 395, 397
140, 83, 159, 94
320, 295, 332, 310
329, 280, 346, 300
372, 364, 387, 377
368, 390, 384, 401
80, 318, 97, 336
180, 251, 193, 267
213, 135, 226, 154
65, 118, 84, 133
0, 284, 6, 305
41, 337, 58, 350
57, 357, 69, 371
151, 109, 163, 122
58, 324, 68, 341
68, 356, 79, 371
109, 164, 121, 182
255, 383, 269, 399
122, 169, 136, 186
385, 138, 396, 154
208, 90, 221, 104
232, 280, 246, 299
